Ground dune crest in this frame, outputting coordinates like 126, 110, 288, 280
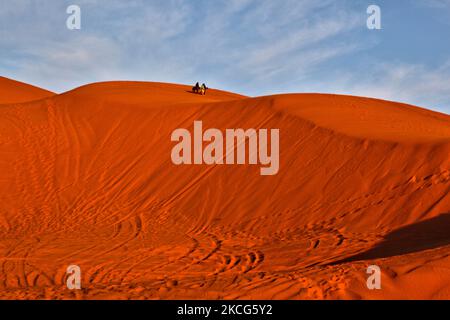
0, 80, 449, 299
0, 77, 55, 104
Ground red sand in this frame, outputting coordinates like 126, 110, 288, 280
0, 77, 449, 299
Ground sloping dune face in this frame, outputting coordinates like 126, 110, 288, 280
0, 77, 54, 104
0, 81, 449, 299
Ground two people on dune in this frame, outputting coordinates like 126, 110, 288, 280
192, 82, 208, 95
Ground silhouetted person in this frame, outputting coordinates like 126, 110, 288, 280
192, 82, 200, 93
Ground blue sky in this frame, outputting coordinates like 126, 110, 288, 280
1, 0, 450, 113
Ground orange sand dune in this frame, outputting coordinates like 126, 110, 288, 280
0, 78, 449, 299
0, 77, 55, 104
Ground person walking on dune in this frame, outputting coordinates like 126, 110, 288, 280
192, 82, 200, 94
200, 83, 207, 95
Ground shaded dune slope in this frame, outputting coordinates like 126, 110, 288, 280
0, 80, 449, 299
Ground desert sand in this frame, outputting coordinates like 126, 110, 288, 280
0, 77, 449, 299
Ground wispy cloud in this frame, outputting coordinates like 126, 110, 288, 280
0, 0, 449, 113
11, 36, 122, 88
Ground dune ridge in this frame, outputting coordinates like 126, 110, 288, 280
0, 78, 449, 299
0, 77, 55, 104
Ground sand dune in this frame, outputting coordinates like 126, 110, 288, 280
0, 77, 449, 299
0, 77, 54, 104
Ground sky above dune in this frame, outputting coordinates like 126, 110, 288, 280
1, 0, 450, 113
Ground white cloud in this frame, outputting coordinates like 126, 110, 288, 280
237, 10, 361, 74
9, 36, 122, 91
0, 0, 448, 113
301, 62, 450, 113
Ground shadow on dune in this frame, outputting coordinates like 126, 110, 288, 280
185, 90, 204, 95
333, 213, 450, 264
